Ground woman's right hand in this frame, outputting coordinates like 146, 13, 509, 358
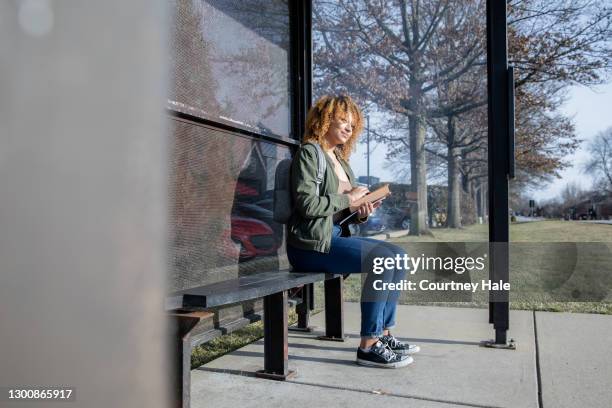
347, 186, 369, 205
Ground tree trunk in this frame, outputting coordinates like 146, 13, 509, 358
406, 7, 429, 236
447, 148, 461, 228
447, 116, 461, 228
479, 181, 488, 222
408, 87, 430, 235
476, 182, 483, 221
468, 179, 478, 222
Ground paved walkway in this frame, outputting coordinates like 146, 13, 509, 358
192, 303, 612, 408
579, 220, 612, 225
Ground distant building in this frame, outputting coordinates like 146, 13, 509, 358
358, 175, 380, 186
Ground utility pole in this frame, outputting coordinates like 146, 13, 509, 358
366, 115, 370, 188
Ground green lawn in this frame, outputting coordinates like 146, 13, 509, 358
510, 220, 612, 242
343, 220, 612, 314
389, 220, 612, 243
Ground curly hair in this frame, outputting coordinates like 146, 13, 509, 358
302, 95, 364, 161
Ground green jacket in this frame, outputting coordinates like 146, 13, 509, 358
287, 142, 365, 253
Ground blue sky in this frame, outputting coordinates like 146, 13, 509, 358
529, 82, 612, 201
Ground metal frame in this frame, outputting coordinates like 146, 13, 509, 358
289, 0, 312, 144
256, 290, 296, 380
486, 0, 512, 347
169, 109, 300, 148
290, 283, 315, 332
318, 277, 346, 341
168, 311, 214, 408
289, 0, 322, 334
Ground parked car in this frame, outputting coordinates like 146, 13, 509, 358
360, 212, 386, 235
379, 207, 411, 230
252, 198, 274, 212
232, 201, 282, 245
231, 216, 280, 261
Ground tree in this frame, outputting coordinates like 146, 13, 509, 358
313, 0, 486, 234
507, 0, 612, 191
426, 31, 488, 227
583, 126, 612, 193
508, 0, 612, 88
560, 181, 584, 209
511, 82, 580, 189
313, 0, 612, 232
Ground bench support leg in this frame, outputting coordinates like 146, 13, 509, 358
318, 277, 345, 341
309, 281, 315, 310
256, 290, 295, 380
168, 311, 212, 408
290, 283, 314, 332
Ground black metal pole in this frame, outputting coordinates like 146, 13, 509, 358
291, 283, 313, 332
486, 0, 511, 346
289, 0, 311, 144
318, 276, 345, 341
367, 115, 370, 188
168, 312, 212, 408
256, 290, 295, 380
296, 284, 311, 328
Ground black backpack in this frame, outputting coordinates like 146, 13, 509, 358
273, 142, 326, 223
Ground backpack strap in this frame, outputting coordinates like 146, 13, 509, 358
311, 143, 326, 196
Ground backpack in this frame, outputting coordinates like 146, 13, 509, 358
273, 142, 326, 223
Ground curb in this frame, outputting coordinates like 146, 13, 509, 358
367, 229, 410, 240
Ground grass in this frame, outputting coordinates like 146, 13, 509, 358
361, 220, 612, 314
342, 268, 612, 315
510, 220, 612, 242
389, 220, 612, 243
191, 220, 611, 368
191, 309, 299, 369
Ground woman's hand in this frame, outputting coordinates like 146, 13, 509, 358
347, 186, 369, 205
356, 200, 382, 220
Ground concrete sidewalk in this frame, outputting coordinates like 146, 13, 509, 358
192, 303, 612, 408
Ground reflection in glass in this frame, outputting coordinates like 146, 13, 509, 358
168, 119, 290, 291
169, 0, 292, 138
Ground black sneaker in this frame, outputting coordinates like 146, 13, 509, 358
379, 333, 420, 355
356, 340, 413, 368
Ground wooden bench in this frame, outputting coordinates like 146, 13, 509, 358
166, 270, 346, 408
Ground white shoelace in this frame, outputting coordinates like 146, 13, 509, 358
389, 336, 403, 348
381, 335, 402, 348
374, 341, 395, 361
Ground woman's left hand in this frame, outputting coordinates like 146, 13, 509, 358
357, 200, 381, 220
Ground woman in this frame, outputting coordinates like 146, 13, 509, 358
287, 95, 419, 368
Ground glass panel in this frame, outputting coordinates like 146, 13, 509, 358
169, 0, 293, 139
312, 0, 490, 305
167, 119, 291, 292
313, 0, 489, 242
507, 1, 612, 310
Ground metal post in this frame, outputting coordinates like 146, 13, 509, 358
318, 277, 345, 341
168, 311, 213, 408
290, 283, 314, 332
367, 115, 370, 188
256, 290, 295, 380
484, 0, 514, 349
308, 281, 315, 310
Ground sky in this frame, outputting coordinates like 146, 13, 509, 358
350, 82, 612, 203
529, 82, 612, 201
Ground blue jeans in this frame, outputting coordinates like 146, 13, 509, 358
287, 225, 407, 338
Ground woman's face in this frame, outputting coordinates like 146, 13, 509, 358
324, 111, 353, 147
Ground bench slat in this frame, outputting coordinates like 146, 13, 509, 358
166, 271, 340, 311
